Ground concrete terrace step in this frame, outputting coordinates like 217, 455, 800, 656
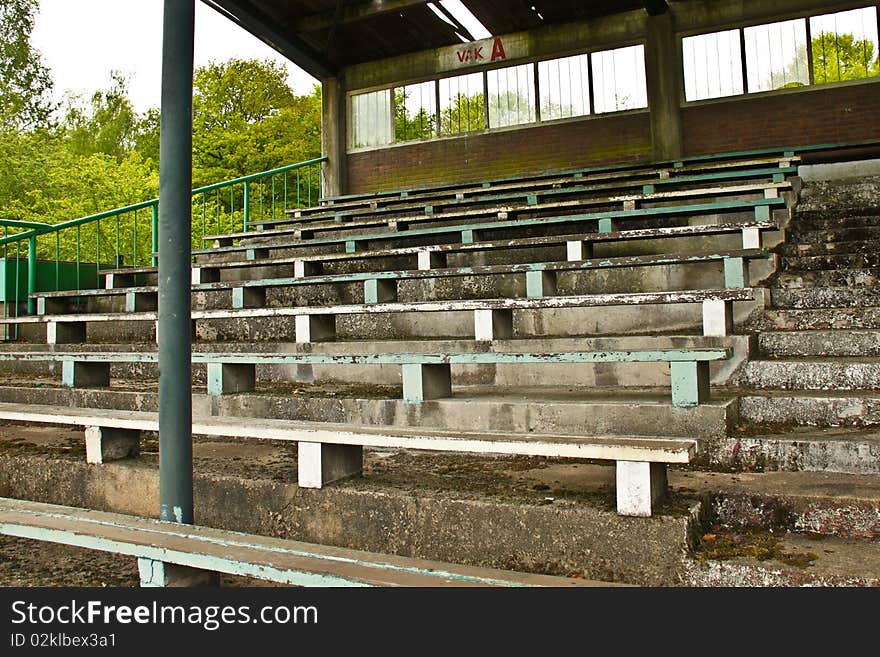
0, 383, 736, 439
769, 287, 880, 309
757, 330, 880, 357
790, 212, 880, 230
783, 226, 880, 244
713, 426, 880, 475
771, 267, 880, 289
739, 390, 880, 429
779, 252, 880, 271
775, 239, 880, 257
743, 307, 880, 331
739, 358, 880, 391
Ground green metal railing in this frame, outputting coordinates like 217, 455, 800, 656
0, 157, 325, 332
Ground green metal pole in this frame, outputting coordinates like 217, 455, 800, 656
151, 203, 159, 267
27, 236, 36, 315
243, 180, 250, 232
158, 0, 194, 526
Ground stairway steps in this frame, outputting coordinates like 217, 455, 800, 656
739, 358, 880, 391
775, 239, 880, 257
757, 329, 880, 357
771, 267, 880, 289
769, 287, 880, 309
780, 252, 880, 271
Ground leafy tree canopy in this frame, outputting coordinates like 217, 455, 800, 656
0, 0, 54, 132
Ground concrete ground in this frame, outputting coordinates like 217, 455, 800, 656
0, 424, 877, 586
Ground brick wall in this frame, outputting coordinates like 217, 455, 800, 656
347, 112, 653, 194
682, 82, 880, 157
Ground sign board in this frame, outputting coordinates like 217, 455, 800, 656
438, 36, 526, 71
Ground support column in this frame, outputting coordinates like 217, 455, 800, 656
297, 442, 363, 488
321, 75, 348, 198
615, 461, 668, 517
85, 427, 140, 464
138, 558, 219, 587
645, 11, 684, 161
158, 0, 195, 526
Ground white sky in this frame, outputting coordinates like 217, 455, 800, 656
32, 0, 319, 114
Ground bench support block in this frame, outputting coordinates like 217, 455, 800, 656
417, 250, 447, 270
566, 241, 594, 262
232, 286, 266, 309
616, 461, 667, 517
85, 426, 140, 464
125, 291, 158, 313
294, 260, 323, 278
723, 257, 749, 289
104, 273, 137, 289
525, 271, 558, 298
702, 299, 733, 337
191, 267, 220, 285
402, 363, 452, 402
37, 297, 71, 316
597, 218, 617, 233
741, 226, 762, 250
297, 442, 363, 488
474, 309, 513, 341
206, 362, 256, 395
47, 321, 86, 345
138, 558, 220, 587
295, 314, 336, 343
245, 247, 270, 260
62, 361, 110, 388
364, 279, 397, 304
669, 361, 710, 407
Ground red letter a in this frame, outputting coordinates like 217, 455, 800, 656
490, 38, 506, 62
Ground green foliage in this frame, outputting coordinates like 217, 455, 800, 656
62, 72, 140, 161
394, 88, 436, 142
811, 31, 880, 84
439, 92, 486, 135
0, 0, 54, 132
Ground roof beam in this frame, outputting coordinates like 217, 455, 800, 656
295, 0, 432, 33
202, 0, 335, 78
643, 0, 669, 16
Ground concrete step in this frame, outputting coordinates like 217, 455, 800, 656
784, 226, 880, 244
780, 252, 880, 271
0, 383, 736, 439
775, 239, 880, 257
695, 469, 880, 538
771, 267, 880, 289
738, 358, 880, 391
683, 530, 880, 586
712, 425, 880, 475
757, 330, 880, 357
790, 212, 880, 230
769, 287, 880, 309
739, 390, 880, 429
743, 307, 880, 331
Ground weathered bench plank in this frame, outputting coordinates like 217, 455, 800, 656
0, 497, 612, 585
0, 403, 698, 516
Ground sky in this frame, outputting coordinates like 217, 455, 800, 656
31, 0, 319, 114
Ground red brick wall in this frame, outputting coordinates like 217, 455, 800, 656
682, 82, 880, 157
347, 112, 653, 194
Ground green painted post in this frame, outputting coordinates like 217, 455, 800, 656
151, 203, 159, 267
243, 181, 250, 232
157, 0, 194, 526
27, 236, 36, 315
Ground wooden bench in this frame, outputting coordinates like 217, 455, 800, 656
0, 402, 699, 516
243, 168, 794, 235
34, 249, 768, 321
192, 197, 785, 260
0, 348, 731, 408
98, 220, 777, 288
14, 289, 754, 345
212, 183, 788, 249
0, 497, 613, 585
307, 151, 797, 215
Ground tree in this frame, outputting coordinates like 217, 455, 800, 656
812, 31, 880, 84
439, 92, 486, 136
394, 88, 436, 142
190, 59, 322, 185
62, 72, 140, 161
0, 0, 55, 132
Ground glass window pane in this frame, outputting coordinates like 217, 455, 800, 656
745, 18, 809, 92
538, 54, 591, 120
351, 89, 392, 148
487, 63, 536, 128
591, 44, 648, 113
810, 6, 880, 84
682, 29, 744, 100
394, 81, 437, 142
439, 72, 486, 136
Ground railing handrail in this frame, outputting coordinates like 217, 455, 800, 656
0, 156, 328, 247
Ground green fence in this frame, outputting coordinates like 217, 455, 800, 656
0, 157, 325, 323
